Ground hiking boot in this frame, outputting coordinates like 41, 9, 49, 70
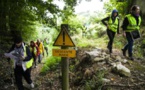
107, 46, 112, 54
30, 83, 34, 88
109, 49, 112, 54
121, 49, 126, 56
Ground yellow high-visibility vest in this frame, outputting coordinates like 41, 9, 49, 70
108, 17, 119, 32
38, 42, 44, 54
126, 14, 141, 32
24, 46, 33, 69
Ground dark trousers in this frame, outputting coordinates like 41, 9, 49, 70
14, 66, 32, 90
107, 29, 116, 53
123, 32, 134, 57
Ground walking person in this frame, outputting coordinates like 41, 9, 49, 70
101, 9, 120, 54
30, 40, 40, 68
36, 39, 44, 63
4, 36, 34, 90
43, 38, 49, 56
121, 5, 141, 60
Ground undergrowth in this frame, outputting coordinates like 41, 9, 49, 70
41, 56, 61, 74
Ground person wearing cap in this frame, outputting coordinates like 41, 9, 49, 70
101, 9, 120, 54
5, 36, 34, 90
121, 5, 141, 60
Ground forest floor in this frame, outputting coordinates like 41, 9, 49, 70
1, 47, 145, 90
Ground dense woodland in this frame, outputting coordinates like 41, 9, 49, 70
0, 0, 134, 42
1, 0, 145, 90
0, 0, 145, 42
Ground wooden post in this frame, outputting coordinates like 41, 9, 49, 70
61, 46, 69, 90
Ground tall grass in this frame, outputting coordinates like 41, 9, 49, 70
76, 35, 108, 48
76, 32, 125, 51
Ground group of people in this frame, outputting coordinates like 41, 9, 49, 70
101, 5, 141, 60
3, 4, 141, 90
30, 38, 49, 68
4, 37, 49, 90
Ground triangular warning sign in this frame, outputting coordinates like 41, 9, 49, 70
53, 24, 75, 47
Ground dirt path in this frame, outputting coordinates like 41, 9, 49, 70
31, 63, 44, 82
30, 59, 47, 90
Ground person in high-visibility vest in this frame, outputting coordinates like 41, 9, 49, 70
101, 9, 120, 54
121, 5, 141, 60
43, 38, 49, 56
5, 36, 34, 90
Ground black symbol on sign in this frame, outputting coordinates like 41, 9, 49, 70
62, 31, 65, 45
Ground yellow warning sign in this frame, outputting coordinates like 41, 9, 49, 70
53, 49, 76, 57
53, 24, 75, 47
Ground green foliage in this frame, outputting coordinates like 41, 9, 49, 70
63, 15, 83, 35
84, 79, 96, 90
96, 70, 105, 90
77, 37, 94, 48
84, 70, 106, 90
76, 34, 107, 48
104, 0, 133, 18
41, 64, 50, 73
69, 64, 75, 71
62, 10, 106, 40
41, 56, 61, 74
0, 0, 63, 43
63, 0, 77, 7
